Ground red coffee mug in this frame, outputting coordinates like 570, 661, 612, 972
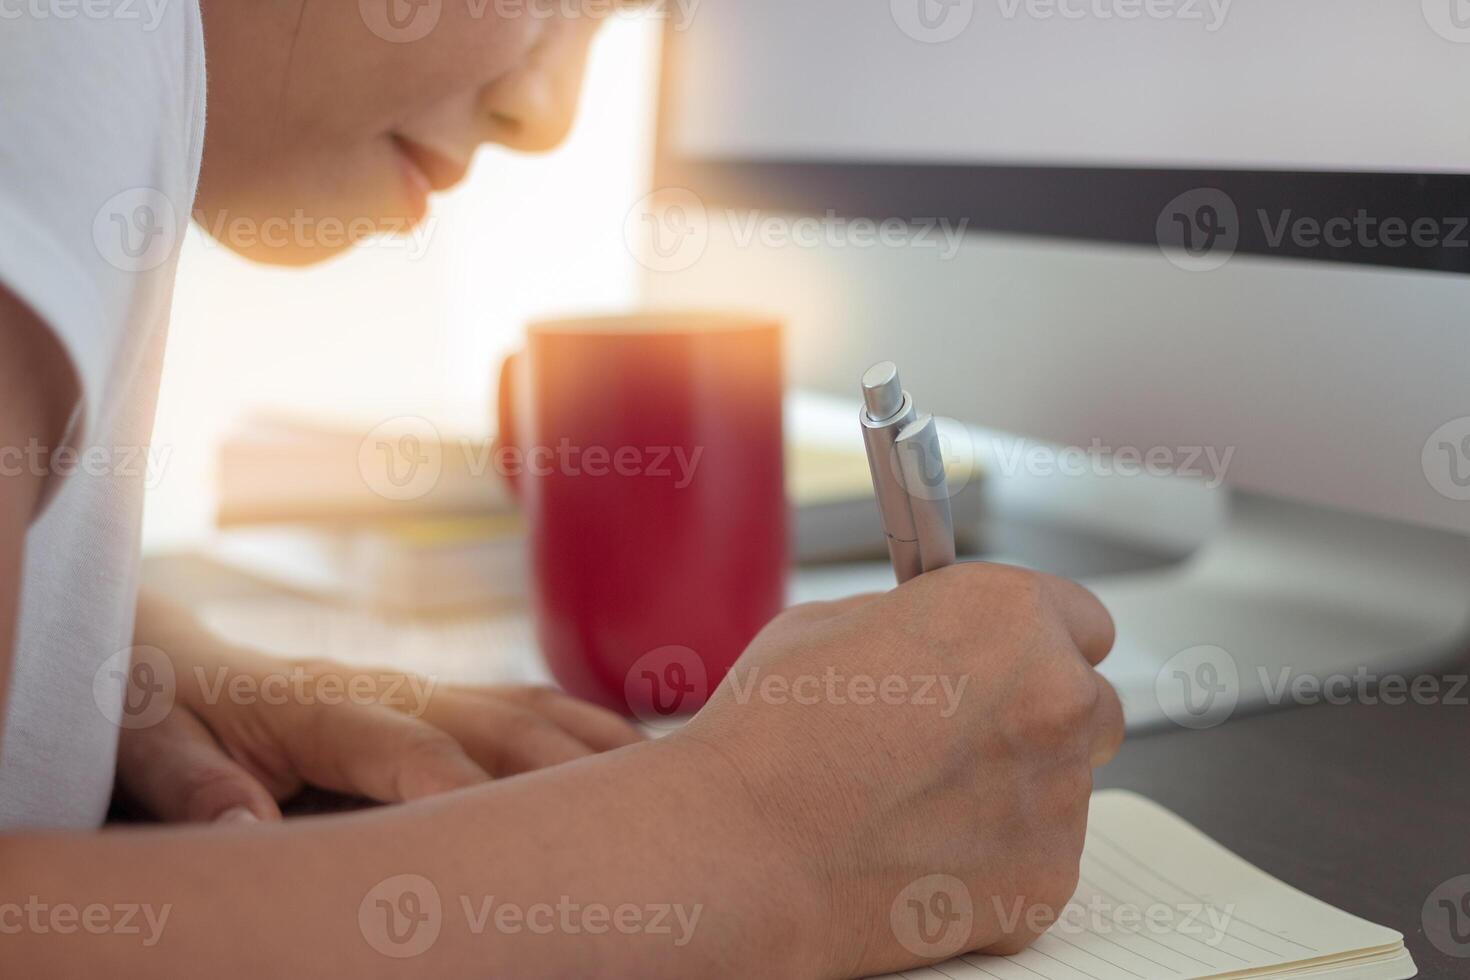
496, 312, 787, 719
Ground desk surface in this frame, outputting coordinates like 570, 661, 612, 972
1095, 695, 1470, 979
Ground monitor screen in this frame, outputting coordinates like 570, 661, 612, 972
657, 0, 1470, 271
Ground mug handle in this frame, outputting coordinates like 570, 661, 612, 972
494, 350, 524, 501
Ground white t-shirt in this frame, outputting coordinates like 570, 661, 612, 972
0, 4, 206, 829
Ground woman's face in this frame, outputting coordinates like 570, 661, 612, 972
197, 0, 603, 264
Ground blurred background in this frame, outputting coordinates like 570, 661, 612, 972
141, 1, 1470, 730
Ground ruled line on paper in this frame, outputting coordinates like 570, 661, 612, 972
1048, 931, 1149, 979
1087, 828, 1319, 955
1080, 852, 1251, 963
1076, 874, 1225, 970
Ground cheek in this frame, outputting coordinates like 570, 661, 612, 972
199, 3, 547, 247
293, 3, 546, 136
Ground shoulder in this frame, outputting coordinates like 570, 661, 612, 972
0, 0, 206, 179
0, 0, 206, 472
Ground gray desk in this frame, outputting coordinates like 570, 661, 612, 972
1094, 694, 1470, 978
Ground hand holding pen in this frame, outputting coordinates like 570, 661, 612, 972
860, 361, 958, 584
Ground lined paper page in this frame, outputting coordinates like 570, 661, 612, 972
876, 792, 1412, 980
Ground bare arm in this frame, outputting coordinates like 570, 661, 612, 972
0, 284, 80, 754
1, 734, 820, 979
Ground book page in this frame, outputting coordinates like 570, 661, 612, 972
876, 791, 1410, 980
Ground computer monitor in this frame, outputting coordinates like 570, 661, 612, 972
640, 0, 1470, 727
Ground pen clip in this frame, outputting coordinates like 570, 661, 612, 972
896, 414, 957, 575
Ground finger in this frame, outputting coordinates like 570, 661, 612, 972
1089, 673, 1126, 767
1035, 572, 1116, 666
493, 686, 647, 752
980, 930, 1045, 957
115, 710, 281, 825
282, 704, 492, 803
421, 694, 600, 776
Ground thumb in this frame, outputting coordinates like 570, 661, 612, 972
115, 709, 282, 824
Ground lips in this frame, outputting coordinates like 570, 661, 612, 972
391, 134, 469, 194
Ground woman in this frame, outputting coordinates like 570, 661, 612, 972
0, 2, 1124, 975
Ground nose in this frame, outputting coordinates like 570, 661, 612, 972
480, 19, 597, 153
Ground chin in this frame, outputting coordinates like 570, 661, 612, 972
195, 199, 424, 268
218, 236, 358, 267
194, 148, 434, 266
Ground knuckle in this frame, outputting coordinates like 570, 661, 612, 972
179, 764, 254, 812
1042, 763, 1095, 818
1030, 860, 1082, 920
509, 684, 564, 711
470, 703, 532, 761
1061, 664, 1102, 716
1001, 662, 1098, 752
397, 724, 464, 765
498, 717, 586, 768
969, 566, 1053, 636
510, 715, 572, 751
990, 564, 1048, 608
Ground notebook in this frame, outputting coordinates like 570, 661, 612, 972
876, 791, 1415, 980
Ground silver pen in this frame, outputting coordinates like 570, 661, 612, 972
860, 362, 957, 584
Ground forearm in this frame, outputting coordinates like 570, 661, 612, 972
1, 734, 824, 979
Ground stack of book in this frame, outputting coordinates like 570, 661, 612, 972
210, 405, 985, 612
